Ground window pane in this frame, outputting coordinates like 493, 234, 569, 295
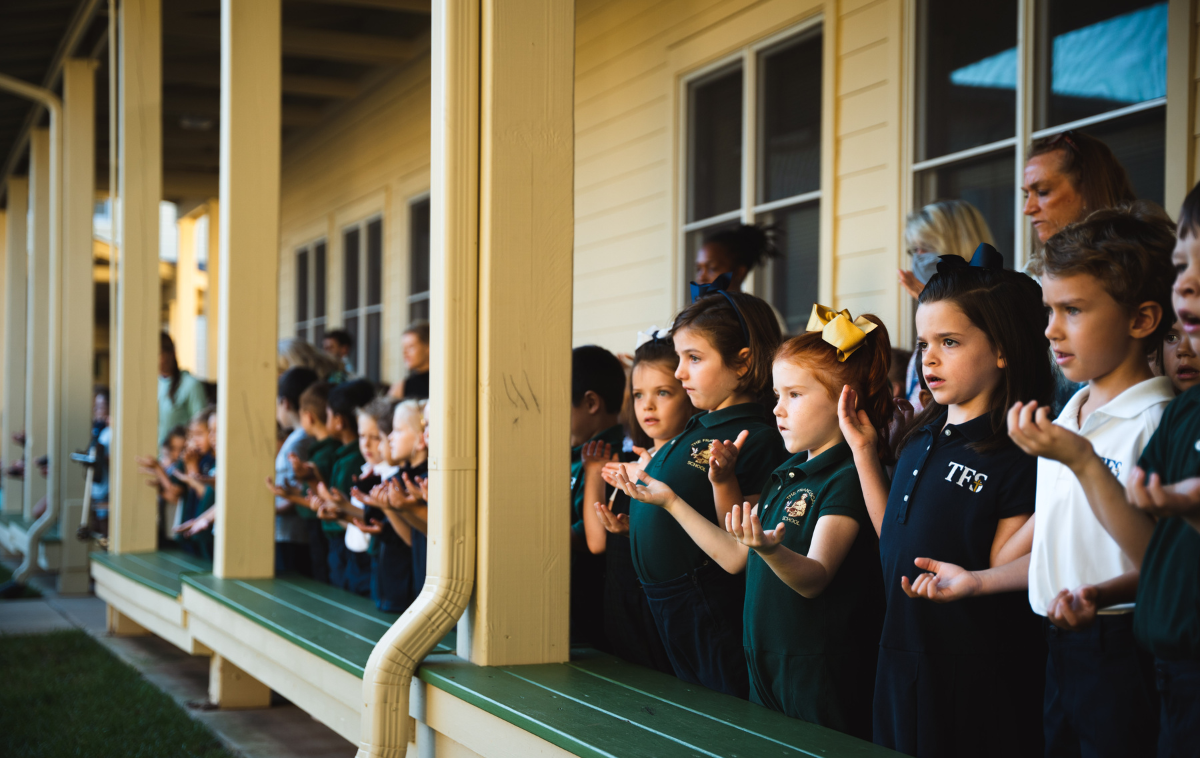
684, 219, 741, 293
758, 28, 821, 203
1075, 106, 1165, 207
367, 219, 383, 306
367, 312, 382, 383
296, 248, 308, 326
916, 0, 1017, 161
344, 227, 360, 311
410, 198, 431, 296
687, 65, 743, 222
409, 298, 430, 323
343, 315, 358, 371
915, 149, 1016, 268
313, 322, 325, 348
1036, 0, 1166, 130
314, 242, 327, 318
761, 201, 820, 335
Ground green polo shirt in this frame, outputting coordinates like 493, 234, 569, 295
298, 436, 341, 520
629, 403, 788, 583
570, 424, 626, 538
743, 442, 884, 736
323, 441, 365, 534
1135, 387, 1200, 661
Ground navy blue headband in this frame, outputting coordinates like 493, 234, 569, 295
689, 272, 750, 346
934, 243, 1005, 275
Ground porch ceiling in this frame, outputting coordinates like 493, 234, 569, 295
0, 0, 430, 207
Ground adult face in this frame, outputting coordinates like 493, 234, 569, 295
1022, 150, 1086, 243
159, 347, 175, 377
402, 332, 429, 372
322, 337, 346, 359
694, 243, 746, 290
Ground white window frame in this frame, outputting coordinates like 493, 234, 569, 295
294, 236, 328, 342
678, 17, 824, 308
341, 214, 384, 380
407, 193, 431, 323
906, 0, 1169, 272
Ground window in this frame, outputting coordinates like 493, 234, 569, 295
294, 239, 327, 345
683, 22, 823, 334
913, 0, 1167, 268
342, 217, 383, 382
408, 197, 431, 323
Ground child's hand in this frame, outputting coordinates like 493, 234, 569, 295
351, 517, 384, 535
1046, 585, 1099, 631
614, 464, 677, 509
581, 441, 616, 473
708, 430, 747, 485
316, 481, 347, 507
600, 461, 630, 488
593, 500, 630, 535
383, 478, 420, 511
289, 454, 319, 484
403, 473, 428, 502
174, 512, 214, 537
725, 502, 784, 554
136, 455, 162, 475
900, 557, 981, 603
1127, 469, 1200, 518
316, 502, 341, 521
351, 486, 377, 506
1007, 401, 1092, 469
631, 446, 651, 467
263, 476, 301, 500
838, 386, 878, 456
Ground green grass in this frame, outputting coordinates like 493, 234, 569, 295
0, 630, 237, 758
0, 561, 41, 598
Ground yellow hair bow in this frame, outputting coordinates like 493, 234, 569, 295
805, 304, 878, 362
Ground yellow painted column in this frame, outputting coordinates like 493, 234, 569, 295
172, 215, 199, 373
212, 0, 281, 580
110, 0, 162, 555
2, 177, 27, 516
204, 199, 220, 382
25, 128, 51, 521
467, 0, 575, 666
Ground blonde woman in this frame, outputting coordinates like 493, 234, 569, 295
277, 337, 346, 382
898, 199, 994, 299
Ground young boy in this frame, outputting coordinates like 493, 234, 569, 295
906, 205, 1179, 756
272, 367, 318, 576
568, 346, 627, 651
286, 382, 336, 583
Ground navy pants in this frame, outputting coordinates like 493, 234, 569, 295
275, 542, 312, 578
370, 539, 414, 613
306, 520, 329, 584
326, 531, 347, 589
1155, 658, 1200, 758
640, 560, 748, 698
1044, 616, 1158, 758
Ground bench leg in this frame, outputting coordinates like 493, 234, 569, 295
208, 654, 271, 709
106, 606, 149, 636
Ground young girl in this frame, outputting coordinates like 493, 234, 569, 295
1164, 319, 1200, 393
579, 332, 694, 674
839, 249, 1052, 757
625, 288, 787, 698
617, 307, 889, 738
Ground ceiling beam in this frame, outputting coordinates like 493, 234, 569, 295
165, 20, 423, 65
164, 64, 361, 99
286, 0, 431, 13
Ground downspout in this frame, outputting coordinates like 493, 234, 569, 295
355, 2, 479, 756
0, 74, 63, 587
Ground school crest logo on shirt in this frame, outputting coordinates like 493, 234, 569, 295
687, 439, 716, 471
782, 489, 814, 526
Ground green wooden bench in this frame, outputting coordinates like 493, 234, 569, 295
90, 550, 213, 651
418, 650, 902, 758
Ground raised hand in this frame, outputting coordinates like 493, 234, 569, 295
402, 472, 428, 502
898, 268, 924, 300
593, 500, 630, 535
351, 517, 384, 535
1126, 470, 1200, 519
351, 486, 378, 506
581, 441, 616, 473
614, 463, 677, 508
316, 502, 342, 521
708, 430, 747, 485
724, 502, 784, 554
136, 455, 162, 476
631, 445, 652, 468
838, 386, 878, 456
900, 557, 981, 603
1046, 585, 1099, 631
1007, 401, 1092, 468
289, 454, 320, 484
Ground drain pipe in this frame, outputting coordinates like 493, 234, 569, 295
0, 74, 63, 590
355, 2, 479, 756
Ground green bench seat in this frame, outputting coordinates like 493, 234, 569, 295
0, 513, 62, 543
90, 550, 211, 597
181, 573, 455, 679
420, 650, 902, 758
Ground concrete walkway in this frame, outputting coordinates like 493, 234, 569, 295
0, 553, 355, 758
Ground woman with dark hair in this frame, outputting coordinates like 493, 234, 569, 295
158, 332, 209, 444
693, 224, 781, 291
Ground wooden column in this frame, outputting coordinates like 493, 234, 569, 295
466, 0, 575, 665
25, 128, 51, 521
2, 177, 27, 516
212, 0, 280, 580
110, 0, 162, 554
172, 214, 199, 372
204, 199, 220, 380
59, 59, 97, 506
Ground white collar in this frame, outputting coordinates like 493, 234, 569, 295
1059, 376, 1175, 428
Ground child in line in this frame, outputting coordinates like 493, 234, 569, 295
1163, 319, 1200, 393
1000, 186, 1200, 757
568, 345, 627, 651
903, 208, 1178, 757
272, 367, 319, 577
626, 287, 788, 698
174, 407, 221, 554
279, 382, 337, 582
579, 331, 692, 674
138, 426, 187, 543
839, 245, 1053, 757
618, 306, 889, 739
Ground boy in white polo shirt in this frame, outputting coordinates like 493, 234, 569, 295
902, 204, 1178, 757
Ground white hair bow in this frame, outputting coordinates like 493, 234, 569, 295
635, 325, 671, 350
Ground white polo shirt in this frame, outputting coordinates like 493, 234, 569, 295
1028, 376, 1175, 616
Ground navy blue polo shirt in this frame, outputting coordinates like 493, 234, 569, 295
880, 411, 1037, 655
630, 403, 788, 584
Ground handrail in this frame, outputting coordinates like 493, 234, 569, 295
355, 1, 480, 755
0, 74, 63, 587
